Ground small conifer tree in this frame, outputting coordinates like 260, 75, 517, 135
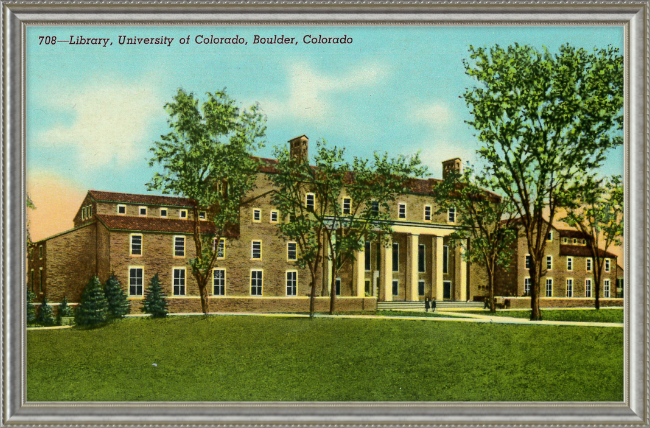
26, 289, 37, 324
142, 273, 168, 318
38, 294, 55, 326
75, 276, 109, 327
104, 273, 130, 320
56, 296, 74, 325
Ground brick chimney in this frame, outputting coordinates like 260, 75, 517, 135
289, 135, 309, 163
442, 158, 462, 179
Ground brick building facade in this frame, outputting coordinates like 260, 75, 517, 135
27, 135, 623, 312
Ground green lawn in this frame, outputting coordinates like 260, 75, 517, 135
28, 316, 623, 402
455, 309, 624, 323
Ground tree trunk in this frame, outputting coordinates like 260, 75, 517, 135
198, 279, 209, 315
309, 270, 317, 318
529, 262, 542, 321
329, 263, 337, 315
594, 268, 601, 311
488, 270, 496, 314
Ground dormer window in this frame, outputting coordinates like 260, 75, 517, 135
117, 205, 126, 215
342, 198, 351, 215
398, 203, 406, 219
179, 209, 187, 219
306, 194, 315, 210
139, 206, 147, 216
160, 208, 167, 217
448, 207, 456, 223
573, 238, 577, 244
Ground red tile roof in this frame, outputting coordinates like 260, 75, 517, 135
89, 190, 194, 207
95, 214, 239, 237
559, 245, 617, 258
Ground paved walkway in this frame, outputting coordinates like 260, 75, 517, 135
27, 310, 624, 330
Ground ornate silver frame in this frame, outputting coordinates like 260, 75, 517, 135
2, 1, 647, 426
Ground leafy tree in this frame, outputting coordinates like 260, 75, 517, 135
562, 175, 623, 309
432, 165, 517, 312
271, 140, 426, 315
56, 296, 74, 325
38, 294, 55, 326
27, 194, 35, 248
148, 88, 266, 314
462, 43, 623, 320
142, 273, 168, 318
104, 273, 130, 320
75, 276, 109, 327
26, 289, 37, 324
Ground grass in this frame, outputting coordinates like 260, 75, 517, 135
27, 315, 623, 402
374, 310, 470, 318
454, 309, 624, 323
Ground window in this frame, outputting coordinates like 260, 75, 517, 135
418, 280, 425, 296
443, 245, 449, 274
392, 242, 399, 272
214, 238, 225, 259
160, 208, 167, 217
88, 205, 92, 217
364, 241, 371, 271
174, 236, 185, 257
566, 278, 573, 298
605, 259, 611, 272
130, 234, 142, 256
250, 270, 263, 296
199, 211, 206, 220
448, 207, 456, 223
365, 279, 371, 296
253, 209, 261, 222
587, 258, 593, 272
562, 238, 568, 244
546, 256, 552, 270
139, 206, 147, 216
81, 207, 86, 220
287, 242, 297, 261
418, 244, 426, 273
342, 198, 351, 215
335, 278, 341, 296
252, 240, 262, 259
604, 279, 611, 298
286, 271, 297, 296
39, 245, 43, 259
567, 257, 573, 271
129, 268, 143, 296
270, 210, 278, 223
117, 204, 126, 215
582, 239, 586, 245
179, 209, 187, 219
398, 203, 406, 219
371, 201, 379, 215
306, 193, 315, 210
213, 269, 225, 295
39, 268, 43, 293
392, 279, 399, 296
545, 278, 553, 297
573, 238, 578, 244
585, 279, 592, 298
424, 205, 432, 222
524, 278, 531, 295
525, 254, 531, 269
173, 268, 186, 296
546, 231, 553, 241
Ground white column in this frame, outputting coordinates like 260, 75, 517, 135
434, 236, 444, 301
355, 248, 365, 298
459, 244, 467, 301
408, 234, 419, 301
380, 237, 393, 301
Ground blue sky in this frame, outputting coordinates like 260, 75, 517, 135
27, 25, 624, 200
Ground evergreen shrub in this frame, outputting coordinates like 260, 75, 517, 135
75, 276, 109, 327
104, 273, 130, 320
142, 273, 168, 318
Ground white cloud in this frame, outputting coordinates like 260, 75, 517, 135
409, 101, 455, 131
36, 78, 163, 169
257, 62, 387, 124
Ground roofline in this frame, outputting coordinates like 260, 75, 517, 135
31, 222, 95, 245
88, 190, 194, 208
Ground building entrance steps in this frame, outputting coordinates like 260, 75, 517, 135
377, 300, 485, 311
